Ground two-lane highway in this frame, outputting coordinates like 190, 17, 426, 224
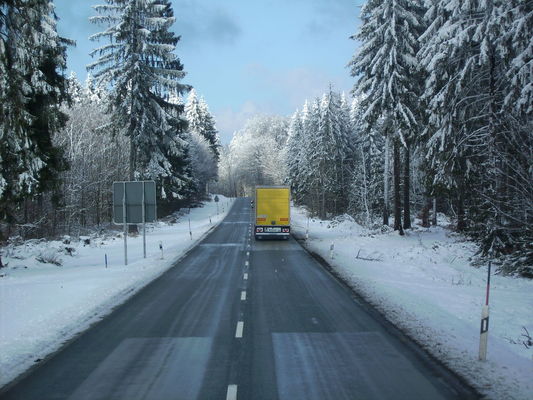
0, 198, 477, 399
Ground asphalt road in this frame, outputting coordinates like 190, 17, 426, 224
0, 197, 477, 399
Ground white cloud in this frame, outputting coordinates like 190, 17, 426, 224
174, 1, 242, 47
213, 101, 272, 144
213, 65, 355, 145
245, 64, 353, 109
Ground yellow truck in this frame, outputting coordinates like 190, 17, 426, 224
254, 186, 290, 240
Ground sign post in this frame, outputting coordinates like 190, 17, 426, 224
113, 181, 157, 265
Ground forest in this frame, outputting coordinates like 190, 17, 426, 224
1, 0, 531, 276
0, 0, 219, 241
215, 0, 532, 276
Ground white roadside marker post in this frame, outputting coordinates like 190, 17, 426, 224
479, 260, 492, 361
123, 182, 128, 266
189, 217, 192, 240
142, 181, 146, 258
159, 241, 163, 259
330, 243, 334, 260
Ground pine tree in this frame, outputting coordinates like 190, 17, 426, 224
89, 0, 192, 199
198, 97, 220, 160
503, 0, 533, 116
349, 0, 425, 233
420, 0, 532, 273
349, 97, 384, 225
0, 0, 71, 222
285, 110, 303, 202
184, 89, 203, 134
294, 100, 315, 207
185, 89, 220, 161
297, 89, 355, 218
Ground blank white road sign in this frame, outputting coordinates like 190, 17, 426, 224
113, 181, 156, 224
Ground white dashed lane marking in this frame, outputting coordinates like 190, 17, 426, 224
235, 321, 244, 338
241, 291, 246, 301
226, 384, 238, 400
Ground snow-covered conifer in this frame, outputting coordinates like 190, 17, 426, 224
198, 98, 221, 160
184, 89, 220, 161
89, 0, 192, 199
348, 97, 384, 225
185, 89, 203, 135
285, 110, 304, 202
423, 0, 531, 271
349, 0, 425, 232
0, 0, 71, 220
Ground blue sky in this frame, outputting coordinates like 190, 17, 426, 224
54, 0, 363, 143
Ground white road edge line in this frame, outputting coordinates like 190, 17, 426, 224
245, 261, 249, 267
243, 273, 248, 280
241, 290, 246, 301
235, 321, 244, 338
226, 384, 238, 400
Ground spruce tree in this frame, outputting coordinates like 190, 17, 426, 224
349, 0, 425, 233
298, 99, 320, 211
89, 0, 192, 199
420, 0, 532, 272
0, 0, 71, 222
349, 97, 384, 225
198, 97, 220, 160
184, 89, 203, 135
285, 110, 303, 202
185, 89, 220, 161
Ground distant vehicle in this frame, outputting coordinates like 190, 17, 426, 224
254, 186, 290, 240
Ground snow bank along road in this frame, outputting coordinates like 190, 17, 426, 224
0, 198, 478, 399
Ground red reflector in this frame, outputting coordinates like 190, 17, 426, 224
282, 228, 289, 233
256, 227, 263, 233
257, 218, 266, 222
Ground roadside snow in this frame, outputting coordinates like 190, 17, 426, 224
292, 207, 533, 400
0, 195, 234, 388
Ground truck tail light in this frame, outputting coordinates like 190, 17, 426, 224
256, 227, 263, 233
282, 228, 289, 233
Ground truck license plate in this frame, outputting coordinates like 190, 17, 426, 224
265, 227, 281, 233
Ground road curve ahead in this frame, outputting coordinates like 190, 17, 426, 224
0, 198, 477, 399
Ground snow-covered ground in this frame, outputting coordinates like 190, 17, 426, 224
1, 198, 531, 398
0, 195, 234, 388
291, 207, 533, 400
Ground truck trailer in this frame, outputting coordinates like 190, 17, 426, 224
254, 186, 290, 240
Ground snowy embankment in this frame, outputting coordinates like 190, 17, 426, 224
0, 195, 233, 388
292, 207, 533, 400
